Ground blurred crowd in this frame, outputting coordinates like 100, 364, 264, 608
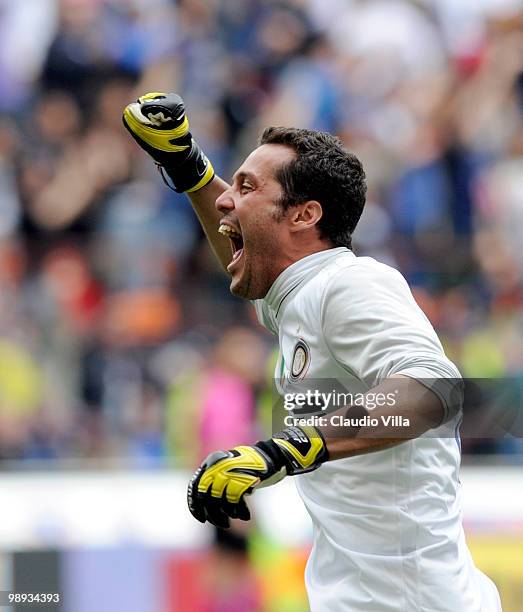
0, 0, 523, 465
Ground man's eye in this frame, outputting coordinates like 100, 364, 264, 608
240, 184, 253, 193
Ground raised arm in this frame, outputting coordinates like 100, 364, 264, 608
186, 177, 231, 271
122, 92, 232, 271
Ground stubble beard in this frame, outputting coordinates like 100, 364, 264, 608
231, 207, 286, 300
230, 233, 280, 300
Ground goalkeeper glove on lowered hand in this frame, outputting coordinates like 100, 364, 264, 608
187, 426, 328, 529
122, 92, 215, 193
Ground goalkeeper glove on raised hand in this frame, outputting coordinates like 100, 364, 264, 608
122, 92, 215, 193
187, 426, 328, 529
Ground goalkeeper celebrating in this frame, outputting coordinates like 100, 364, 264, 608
123, 94, 502, 612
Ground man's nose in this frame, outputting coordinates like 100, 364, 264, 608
215, 189, 235, 213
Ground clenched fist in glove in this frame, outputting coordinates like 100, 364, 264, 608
122, 92, 215, 193
187, 426, 328, 529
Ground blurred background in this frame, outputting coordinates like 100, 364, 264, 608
0, 0, 522, 610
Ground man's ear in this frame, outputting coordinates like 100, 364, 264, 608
288, 200, 323, 233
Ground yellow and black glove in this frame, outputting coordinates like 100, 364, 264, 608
122, 92, 215, 193
187, 426, 328, 529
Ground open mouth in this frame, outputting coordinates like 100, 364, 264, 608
218, 223, 244, 269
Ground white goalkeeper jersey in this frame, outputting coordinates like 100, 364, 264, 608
254, 248, 501, 612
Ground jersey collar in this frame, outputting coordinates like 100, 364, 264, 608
263, 247, 352, 318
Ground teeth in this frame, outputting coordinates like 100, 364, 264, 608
219, 224, 242, 238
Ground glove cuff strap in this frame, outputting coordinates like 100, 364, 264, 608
186, 161, 215, 192
162, 145, 214, 193
258, 426, 329, 477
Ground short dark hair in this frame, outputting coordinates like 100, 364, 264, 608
259, 126, 366, 249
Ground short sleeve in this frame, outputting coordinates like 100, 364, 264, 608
321, 261, 461, 421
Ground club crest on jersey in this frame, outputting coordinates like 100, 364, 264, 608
290, 339, 310, 381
